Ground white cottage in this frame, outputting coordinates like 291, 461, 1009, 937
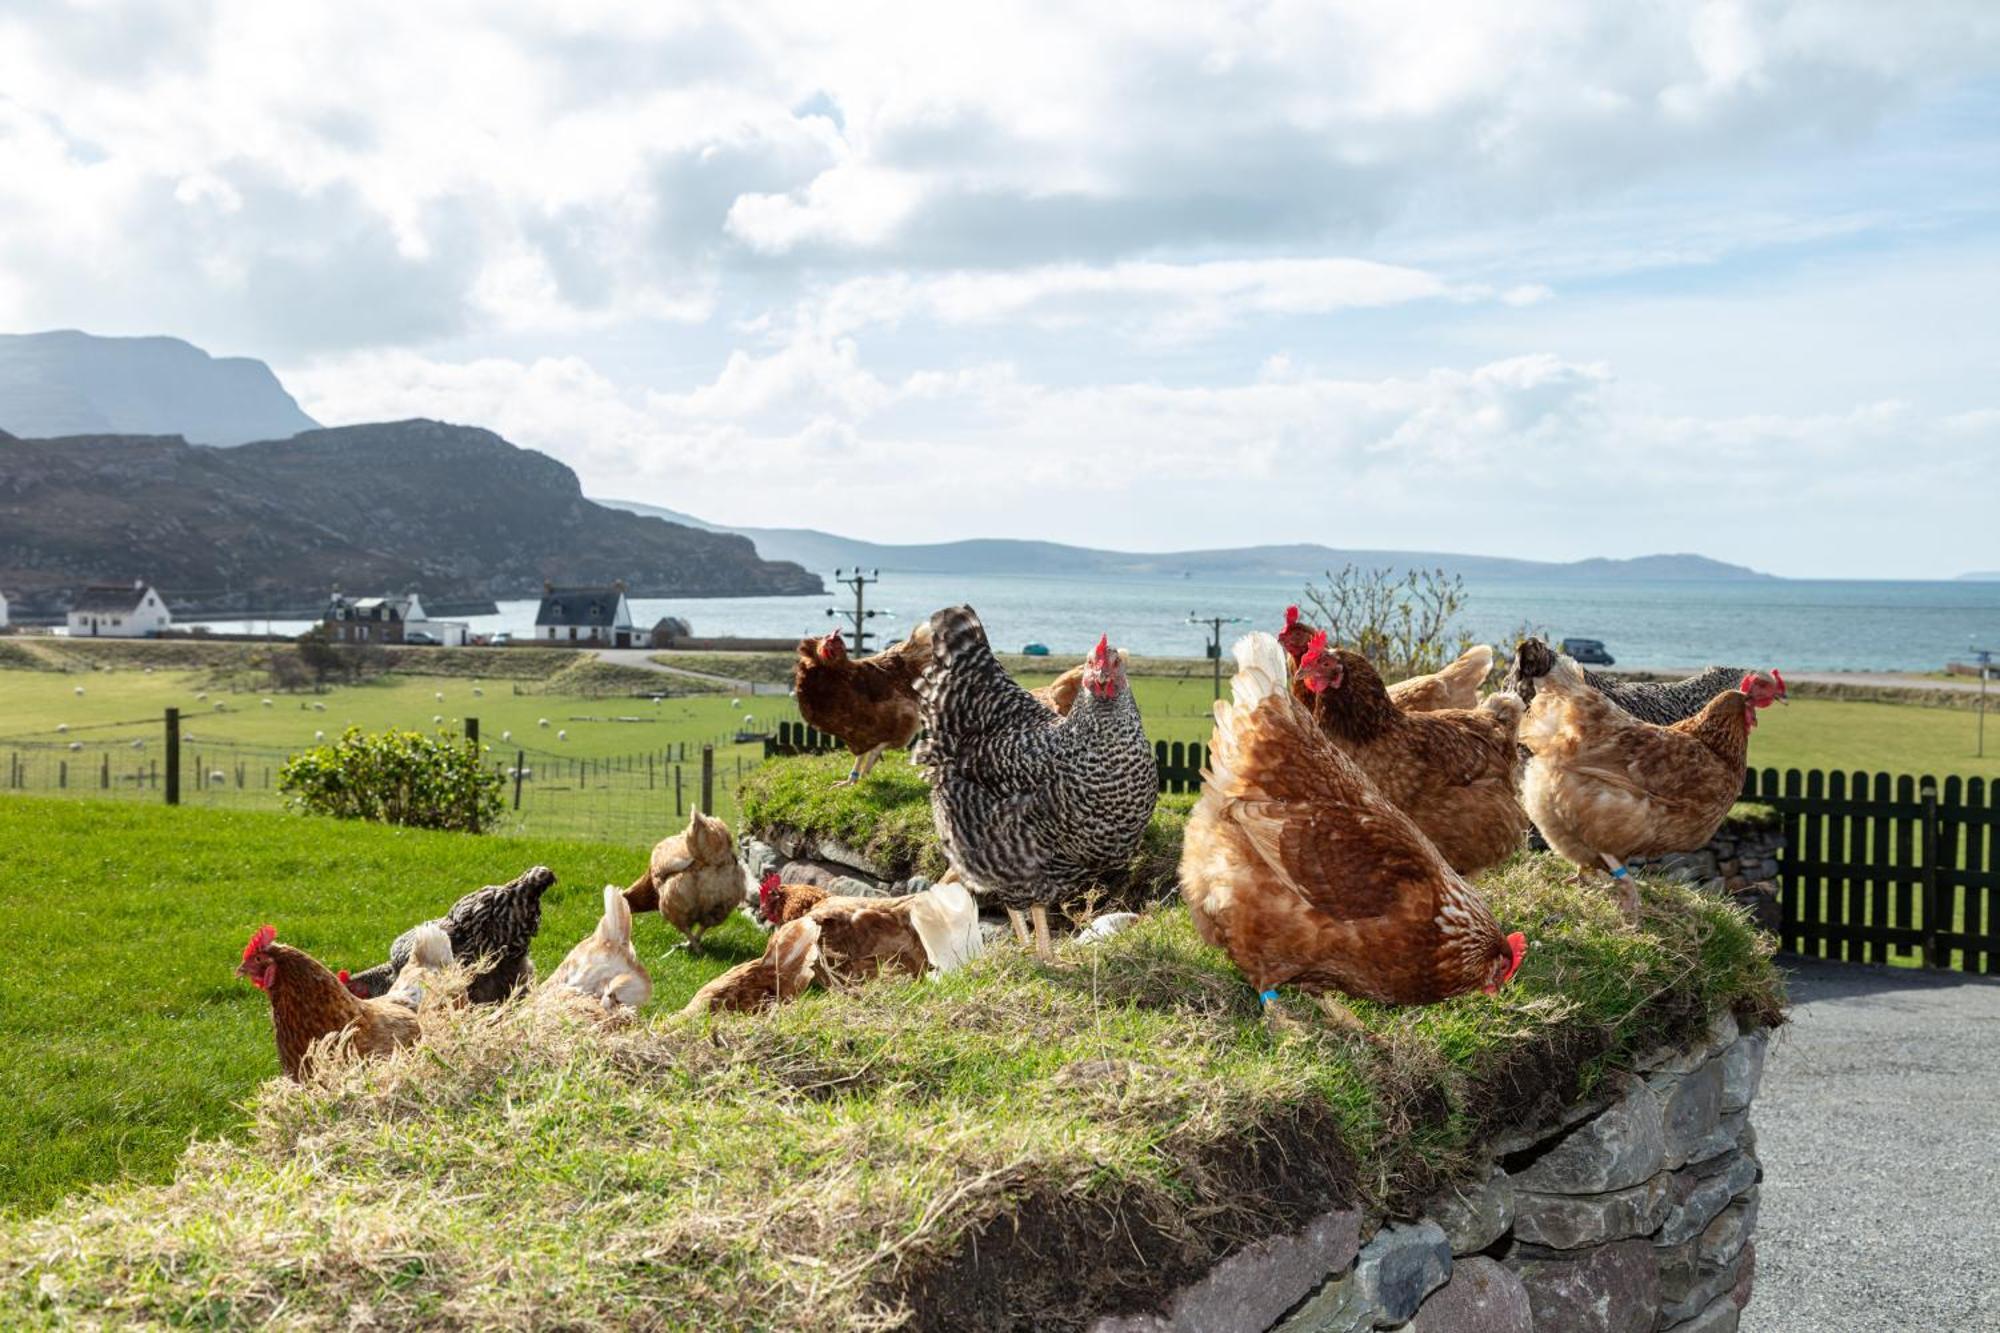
0, 588, 9, 629
68, 581, 172, 638
535, 582, 635, 646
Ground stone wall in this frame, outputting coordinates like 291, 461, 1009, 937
1628, 821, 1784, 934
1092, 1013, 1770, 1333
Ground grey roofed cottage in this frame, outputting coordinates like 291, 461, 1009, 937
323, 589, 427, 644
67, 579, 172, 638
535, 581, 635, 647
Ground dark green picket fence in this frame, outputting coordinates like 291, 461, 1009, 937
1741, 768, 1997, 973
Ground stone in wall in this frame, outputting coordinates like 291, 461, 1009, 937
1093, 1206, 1361, 1333
1512, 1237, 1661, 1333
1407, 1256, 1532, 1333
1508, 1076, 1665, 1195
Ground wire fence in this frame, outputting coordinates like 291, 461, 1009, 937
0, 711, 768, 845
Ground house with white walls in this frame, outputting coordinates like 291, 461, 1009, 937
67, 581, 172, 638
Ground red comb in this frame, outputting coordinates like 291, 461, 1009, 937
761, 870, 781, 889
1739, 672, 1756, 694
1503, 931, 1527, 984
1771, 669, 1786, 694
241, 924, 276, 962
1284, 605, 1299, 628
336, 969, 349, 984
1304, 630, 1328, 657
1092, 634, 1111, 660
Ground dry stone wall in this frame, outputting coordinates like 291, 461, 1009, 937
1091, 1013, 1769, 1333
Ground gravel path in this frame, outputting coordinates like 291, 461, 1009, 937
1747, 958, 2000, 1331
590, 648, 781, 694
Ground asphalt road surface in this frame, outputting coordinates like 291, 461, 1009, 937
1747, 958, 2000, 1331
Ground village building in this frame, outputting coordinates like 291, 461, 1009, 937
322, 590, 469, 646
0, 587, 9, 630
536, 581, 635, 646
67, 580, 172, 638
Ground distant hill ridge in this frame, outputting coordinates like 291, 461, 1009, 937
598, 499, 1773, 582
0, 421, 822, 618
0, 330, 320, 446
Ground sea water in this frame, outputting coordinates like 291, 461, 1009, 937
198, 573, 2000, 672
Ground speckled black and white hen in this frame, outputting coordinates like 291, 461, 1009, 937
343, 864, 555, 1004
1505, 639, 1755, 728
913, 605, 1155, 959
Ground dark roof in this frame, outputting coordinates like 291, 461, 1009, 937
72, 582, 152, 613
536, 586, 625, 626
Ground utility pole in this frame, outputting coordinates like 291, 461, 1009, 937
1972, 645, 1997, 759
1187, 613, 1251, 700
827, 567, 886, 654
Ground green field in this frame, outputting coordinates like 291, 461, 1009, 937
0, 797, 765, 1213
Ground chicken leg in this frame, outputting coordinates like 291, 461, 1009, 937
1007, 907, 1032, 949
1029, 903, 1054, 963
1599, 854, 1640, 923
835, 744, 887, 788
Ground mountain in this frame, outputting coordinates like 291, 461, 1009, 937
0, 421, 822, 618
596, 500, 1773, 582
1959, 572, 2000, 582
0, 330, 320, 446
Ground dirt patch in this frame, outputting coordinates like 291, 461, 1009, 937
887, 1100, 1359, 1333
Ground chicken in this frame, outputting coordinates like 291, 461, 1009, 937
1029, 662, 1087, 716
625, 809, 745, 953
535, 884, 652, 1019
793, 622, 935, 784
1289, 631, 1528, 877
1182, 632, 1526, 1027
682, 917, 822, 1015
237, 922, 453, 1081
342, 865, 555, 1004
1504, 639, 1758, 727
684, 880, 983, 1014
914, 607, 1156, 960
1278, 606, 1491, 713
1518, 655, 1785, 918
757, 871, 827, 925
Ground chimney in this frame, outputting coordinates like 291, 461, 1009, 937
613, 579, 626, 593
543, 579, 554, 594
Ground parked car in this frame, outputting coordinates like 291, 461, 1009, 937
490, 631, 513, 646
1561, 637, 1615, 665
1021, 643, 1050, 656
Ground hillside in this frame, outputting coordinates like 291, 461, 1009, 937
0, 330, 319, 446
599, 499, 1772, 581
0, 420, 822, 617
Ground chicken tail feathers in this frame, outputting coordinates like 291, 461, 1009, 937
407, 923, 452, 970
1206, 631, 1293, 795
907, 878, 985, 975
598, 883, 635, 949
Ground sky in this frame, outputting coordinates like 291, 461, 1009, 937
1, 2, 1997, 579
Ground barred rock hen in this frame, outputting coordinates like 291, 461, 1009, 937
1520, 655, 1785, 919
1504, 638, 1756, 726
1292, 633, 1528, 877
914, 606, 1155, 959
1182, 632, 1526, 1029
343, 865, 555, 1004
240, 922, 452, 1081
794, 623, 934, 784
1278, 606, 1491, 713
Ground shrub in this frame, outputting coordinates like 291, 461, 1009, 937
1301, 563, 1475, 679
278, 726, 503, 832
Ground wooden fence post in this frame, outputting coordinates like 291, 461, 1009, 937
700, 745, 714, 815
1920, 776, 1942, 969
164, 708, 180, 806
514, 750, 525, 810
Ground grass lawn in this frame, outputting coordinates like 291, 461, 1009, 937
0, 662, 804, 838
0, 797, 766, 1215
0, 793, 1780, 1328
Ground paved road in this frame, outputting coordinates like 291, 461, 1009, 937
1747, 958, 2000, 1331
1779, 671, 1986, 695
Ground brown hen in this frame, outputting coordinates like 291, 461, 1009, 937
794, 622, 934, 784
1181, 632, 1526, 1026
238, 922, 451, 1081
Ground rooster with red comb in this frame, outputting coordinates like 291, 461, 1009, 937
913, 607, 1155, 960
